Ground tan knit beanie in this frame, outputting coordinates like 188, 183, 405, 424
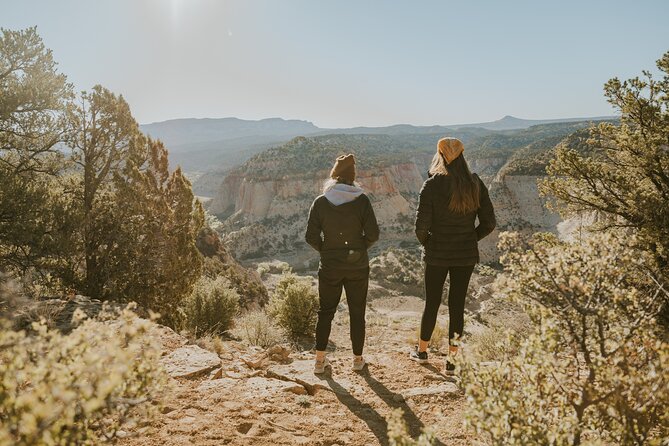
330, 154, 356, 183
437, 137, 464, 164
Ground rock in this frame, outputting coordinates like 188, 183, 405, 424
266, 360, 357, 396
402, 382, 459, 399
247, 376, 308, 396
209, 368, 223, 380
160, 405, 177, 414
160, 345, 221, 378
241, 344, 293, 369
146, 324, 189, 355
266, 345, 292, 363
197, 378, 238, 392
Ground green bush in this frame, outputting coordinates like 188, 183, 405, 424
181, 275, 240, 337
268, 273, 318, 339
231, 309, 285, 348
0, 305, 166, 445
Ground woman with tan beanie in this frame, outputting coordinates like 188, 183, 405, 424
410, 138, 496, 374
305, 154, 380, 374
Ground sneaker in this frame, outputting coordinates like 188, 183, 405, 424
444, 358, 456, 376
314, 357, 331, 374
409, 346, 428, 363
352, 356, 366, 371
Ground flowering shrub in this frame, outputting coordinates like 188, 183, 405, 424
0, 305, 166, 445
460, 232, 669, 445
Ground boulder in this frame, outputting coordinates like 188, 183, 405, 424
160, 345, 221, 378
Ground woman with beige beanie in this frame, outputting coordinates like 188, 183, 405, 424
305, 154, 380, 374
410, 138, 496, 374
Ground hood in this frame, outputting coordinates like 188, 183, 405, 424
323, 183, 364, 206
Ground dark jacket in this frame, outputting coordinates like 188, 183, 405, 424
415, 174, 496, 266
305, 194, 380, 270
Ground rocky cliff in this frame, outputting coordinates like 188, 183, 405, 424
207, 126, 596, 267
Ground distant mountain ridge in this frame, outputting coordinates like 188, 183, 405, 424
140, 117, 320, 149
139, 115, 616, 172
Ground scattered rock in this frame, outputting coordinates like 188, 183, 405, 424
197, 378, 237, 392
160, 405, 177, 414
266, 360, 358, 396
267, 344, 292, 364
160, 345, 221, 378
209, 368, 223, 380
402, 382, 459, 399
241, 344, 293, 369
147, 324, 189, 355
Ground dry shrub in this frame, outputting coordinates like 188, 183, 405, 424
0, 305, 166, 445
407, 322, 448, 352
268, 273, 318, 339
461, 232, 669, 445
195, 333, 227, 356
181, 275, 240, 337
231, 309, 285, 348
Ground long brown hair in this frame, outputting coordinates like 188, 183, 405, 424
428, 152, 480, 214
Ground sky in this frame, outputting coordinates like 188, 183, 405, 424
2, 0, 668, 128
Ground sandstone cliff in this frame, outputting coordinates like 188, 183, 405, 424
206, 127, 594, 266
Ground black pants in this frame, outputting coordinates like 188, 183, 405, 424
420, 263, 475, 344
315, 267, 369, 356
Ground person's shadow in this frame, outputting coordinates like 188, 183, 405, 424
320, 369, 446, 446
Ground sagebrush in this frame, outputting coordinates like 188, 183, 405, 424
268, 273, 319, 339
461, 232, 669, 445
181, 275, 240, 337
0, 305, 166, 445
232, 309, 285, 348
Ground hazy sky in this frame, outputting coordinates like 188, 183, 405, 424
2, 0, 668, 127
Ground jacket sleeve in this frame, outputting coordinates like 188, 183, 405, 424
415, 180, 432, 246
475, 176, 496, 241
305, 199, 323, 252
362, 195, 380, 249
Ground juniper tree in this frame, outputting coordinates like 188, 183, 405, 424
541, 51, 669, 272
0, 27, 72, 276
65, 88, 204, 324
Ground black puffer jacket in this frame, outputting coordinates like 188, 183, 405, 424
415, 174, 496, 266
305, 194, 380, 270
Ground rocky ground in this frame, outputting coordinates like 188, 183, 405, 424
120, 284, 495, 446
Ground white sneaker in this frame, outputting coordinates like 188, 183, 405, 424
314, 357, 330, 374
352, 356, 366, 371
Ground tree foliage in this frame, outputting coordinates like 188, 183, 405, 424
0, 27, 73, 276
541, 51, 669, 269
0, 28, 204, 326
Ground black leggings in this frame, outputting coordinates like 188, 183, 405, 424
315, 267, 369, 356
420, 264, 475, 344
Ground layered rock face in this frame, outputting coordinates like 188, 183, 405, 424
479, 173, 562, 262
211, 163, 423, 220
213, 162, 425, 263
207, 131, 586, 266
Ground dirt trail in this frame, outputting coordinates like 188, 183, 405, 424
122, 295, 482, 446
